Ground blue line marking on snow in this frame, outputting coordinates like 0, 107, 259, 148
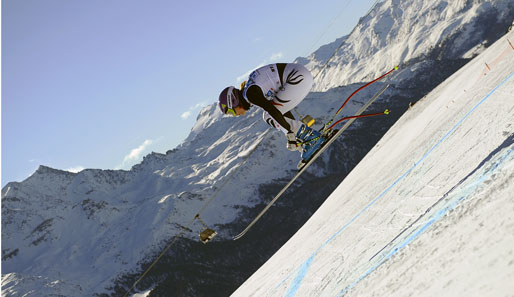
338, 144, 514, 296
284, 255, 315, 297
281, 71, 514, 296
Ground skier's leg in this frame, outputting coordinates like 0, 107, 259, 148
262, 111, 302, 135
283, 111, 295, 120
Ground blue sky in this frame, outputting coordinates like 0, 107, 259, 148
2, 0, 377, 186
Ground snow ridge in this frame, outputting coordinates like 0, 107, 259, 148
298, 0, 514, 91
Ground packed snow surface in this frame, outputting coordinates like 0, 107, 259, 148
232, 31, 514, 297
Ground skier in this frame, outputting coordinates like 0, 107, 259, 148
218, 63, 323, 155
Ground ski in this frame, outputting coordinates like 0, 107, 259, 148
232, 84, 390, 240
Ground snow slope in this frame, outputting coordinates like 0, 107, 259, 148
232, 30, 514, 297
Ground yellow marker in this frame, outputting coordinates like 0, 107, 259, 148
301, 115, 316, 127
384, 109, 390, 115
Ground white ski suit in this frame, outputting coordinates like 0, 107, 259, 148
242, 63, 313, 135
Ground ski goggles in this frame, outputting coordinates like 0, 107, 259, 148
220, 103, 238, 116
225, 107, 237, 116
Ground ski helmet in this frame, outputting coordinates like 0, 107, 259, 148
218, 86, 241, 116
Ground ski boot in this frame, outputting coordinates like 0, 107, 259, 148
296, 124, 327, 169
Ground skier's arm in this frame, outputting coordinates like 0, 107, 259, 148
245, 85, 292, 132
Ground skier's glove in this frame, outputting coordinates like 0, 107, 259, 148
286, 132, 302, 152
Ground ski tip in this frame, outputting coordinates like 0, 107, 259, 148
233, 229, 249, 240
384, 109, 390, 115
394, 65, 399, 70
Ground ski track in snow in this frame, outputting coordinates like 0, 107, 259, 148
281, 70, 514, 297
340, 141, 514, 296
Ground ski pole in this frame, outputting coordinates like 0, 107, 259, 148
334, 66, 398, 116
327, 109, 390, 130
325, 66, 398, 129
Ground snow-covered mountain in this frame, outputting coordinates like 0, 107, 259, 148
233, 29, 514, 297
2, 0, 513, 296
299, 0, 514, 91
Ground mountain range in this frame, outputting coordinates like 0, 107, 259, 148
2, 0, 514, 296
